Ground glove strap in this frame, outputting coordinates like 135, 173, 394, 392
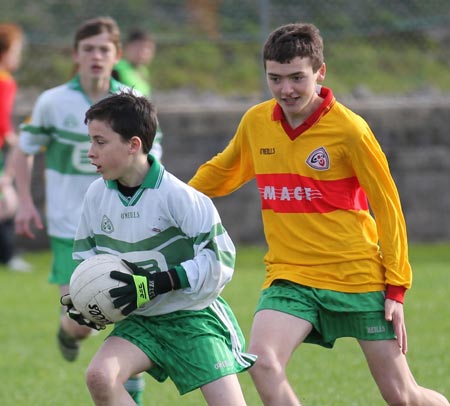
133, 274, 151, 308
134, 269, 181, 308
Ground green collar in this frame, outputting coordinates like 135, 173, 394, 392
68, 75, 124, 102
105, 154, 164, 191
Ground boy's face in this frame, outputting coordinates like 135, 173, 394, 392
125, 39, 155, 66
87, 119, 133, 183
73, 32, 120, 82
266, 56, 325, 122
1, 38, 23, 72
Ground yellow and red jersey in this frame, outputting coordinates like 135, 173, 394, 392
189, 86, 411, 300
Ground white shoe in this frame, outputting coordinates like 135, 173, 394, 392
7, 256, 32, 272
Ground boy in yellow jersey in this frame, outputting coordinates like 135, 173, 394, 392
189, 23, 449, 406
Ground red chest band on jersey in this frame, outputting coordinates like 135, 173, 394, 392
256, 173, 368, 214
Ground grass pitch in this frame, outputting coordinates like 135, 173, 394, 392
0, 244, 448, 405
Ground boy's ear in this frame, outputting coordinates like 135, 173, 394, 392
115, 48, 123, 63
317, 63, 326, 82
129, 136, 142, 153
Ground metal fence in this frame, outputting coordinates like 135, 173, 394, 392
2, 0, 450, 98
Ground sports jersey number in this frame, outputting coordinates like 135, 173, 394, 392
72, 141, 96, 173
142, 251, 168, 273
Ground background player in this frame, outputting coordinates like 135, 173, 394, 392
0, 22, 31, 272
112, 28, 155, 97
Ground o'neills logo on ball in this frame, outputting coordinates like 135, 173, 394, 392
306, 147, 330, 170
87, 303, 111, 323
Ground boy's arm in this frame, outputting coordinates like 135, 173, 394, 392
350, 128, 412, 302
189, 120, 254, 197
14, 94, 54, 238
11, 145, 43, 238
176, 190, 236, 298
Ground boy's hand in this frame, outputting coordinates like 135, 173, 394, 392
385, 298, 408, 354
110, 260, 179, 316
60, 294, 106, 331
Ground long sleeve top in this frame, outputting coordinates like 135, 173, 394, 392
189, 86, 411, 302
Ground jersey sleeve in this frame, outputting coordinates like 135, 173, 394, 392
150, 122, 163, 161
349, 122, 412, 291
188, 112, 255, 197
72, 181, 97, 261
168, 185, 236, 302
19, 91, 54, 155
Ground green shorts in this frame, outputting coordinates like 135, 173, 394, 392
256, 280, 395, 348
110, 296, 257, 395
48, 236, 78, 285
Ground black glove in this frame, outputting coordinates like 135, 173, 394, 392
60, 294, 106, 331
109, 259, 181, 316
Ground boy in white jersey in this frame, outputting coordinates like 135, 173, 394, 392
61, 91, 256, 406
12, 17, 160, 404
189, 23, 449, 405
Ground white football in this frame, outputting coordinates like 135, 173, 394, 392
69, 254, 132, 324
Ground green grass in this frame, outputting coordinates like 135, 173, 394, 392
0, 244, 449, 405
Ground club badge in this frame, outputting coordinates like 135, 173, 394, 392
101, 215, 114, 234
306, 147, 330, 170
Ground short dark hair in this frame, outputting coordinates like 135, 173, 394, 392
126, 28, 154, 44
74, 16, 121, 53
263, 23, 324, 72
84, 91, 157, 154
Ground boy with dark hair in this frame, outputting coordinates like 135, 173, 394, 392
62, 91, 256, 406
189, 23, 449, 405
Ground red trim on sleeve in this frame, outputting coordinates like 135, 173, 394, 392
386, 284, 406, 303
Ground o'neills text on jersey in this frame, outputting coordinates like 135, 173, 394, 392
121, 211, 140, 219
260, 147, 275, 155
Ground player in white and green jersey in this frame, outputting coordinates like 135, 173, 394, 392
61, 91, 255, 405
73, 157, 235, 315
13, 17, 159, 405
18, 75, 161, 244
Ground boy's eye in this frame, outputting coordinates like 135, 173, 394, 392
91, 138, 105, 145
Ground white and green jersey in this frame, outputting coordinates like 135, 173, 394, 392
73, 157, 236, 315
19, 76, 162, 239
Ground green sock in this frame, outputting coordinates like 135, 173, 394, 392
124, 376, 145, 406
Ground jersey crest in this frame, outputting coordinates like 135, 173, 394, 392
306, 147, 330, 170
101, 215, 114, 234
63, 113, 78, 128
